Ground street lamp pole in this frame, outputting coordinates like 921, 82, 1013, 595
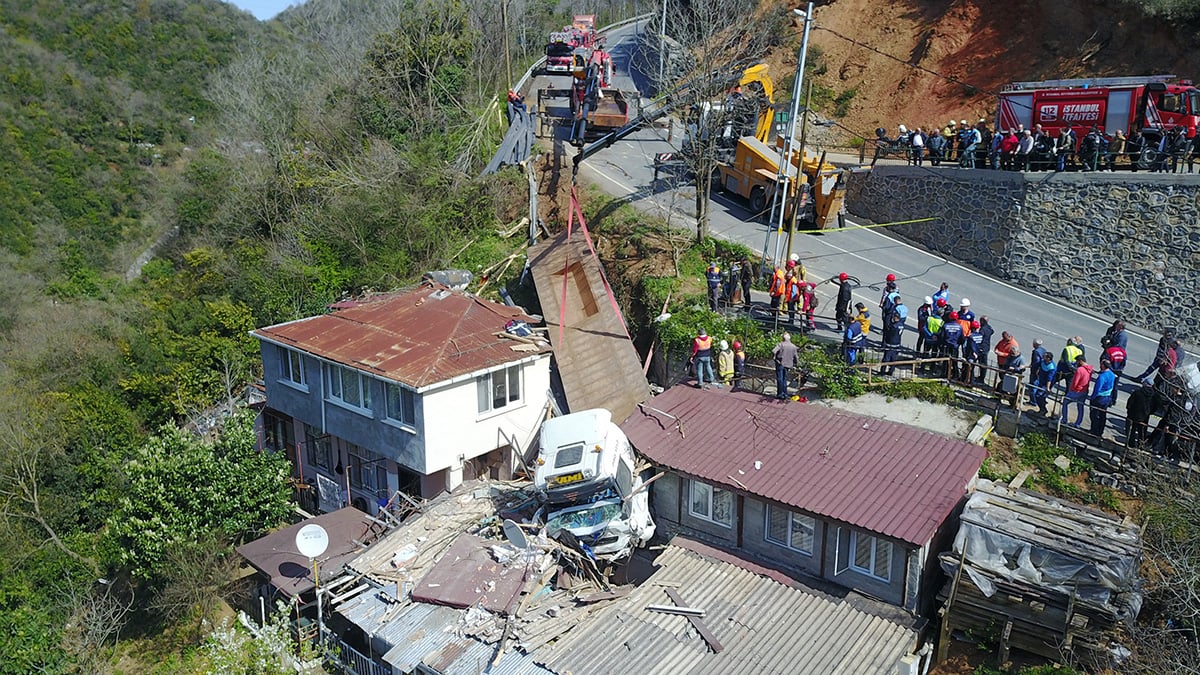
769, 3, 814, 267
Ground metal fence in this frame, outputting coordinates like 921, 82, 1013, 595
326, 634, 390, 675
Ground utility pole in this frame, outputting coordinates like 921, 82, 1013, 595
502, 0, 513, 86
763, 3, 813, 270
658, 0, 668, 87
785, 79, 814, 261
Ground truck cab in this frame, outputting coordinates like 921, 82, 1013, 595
533, 409, 655, 559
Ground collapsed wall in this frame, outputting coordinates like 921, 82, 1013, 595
846, 166, 1200, 344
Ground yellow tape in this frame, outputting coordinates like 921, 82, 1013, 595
802, 216, 938, 233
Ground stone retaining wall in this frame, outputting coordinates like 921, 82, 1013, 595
846, 166, 1200, 343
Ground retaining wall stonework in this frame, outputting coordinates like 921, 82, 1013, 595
846, 166, 1200, 343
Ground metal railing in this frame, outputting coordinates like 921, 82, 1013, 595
325, 634, 389, 675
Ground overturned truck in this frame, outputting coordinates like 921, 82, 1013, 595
532, 409, 655, 560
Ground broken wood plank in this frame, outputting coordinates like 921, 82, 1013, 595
1008, 469, 1032, 489
664, 588, 724, 654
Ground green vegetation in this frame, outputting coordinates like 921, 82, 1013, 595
833, 88, 857, 118
1128, 0, 1200, 19
877, 379, 957, 404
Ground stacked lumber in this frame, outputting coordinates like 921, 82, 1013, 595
938, 479, 1142, 662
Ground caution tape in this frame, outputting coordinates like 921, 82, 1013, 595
803, 216, 938, 233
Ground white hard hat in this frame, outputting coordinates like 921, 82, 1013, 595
719, 340, 729, 350
898, 124, 908, 133
960, 298, 971, 307
924, 296, 933, 305
789, 253, 800, 262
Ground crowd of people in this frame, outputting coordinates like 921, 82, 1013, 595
688, 260, 1195, 456
878, 119, 1200, 173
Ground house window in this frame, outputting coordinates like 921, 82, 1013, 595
327, 364, 373, 412
279, 346, 306, 388
765, 504, 815, 554
304, 424, 333, 472
263, 411, 295, 454
849, 531, 892, 581
688, 480, 733, 528
385, 383, 416, 426
476, 365, 521, 414
348, 444, 388, 497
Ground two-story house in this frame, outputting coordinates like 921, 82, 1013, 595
621, 386, 987, 615
252, 283, 552, 512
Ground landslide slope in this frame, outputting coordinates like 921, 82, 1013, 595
798, 0, 1200, 134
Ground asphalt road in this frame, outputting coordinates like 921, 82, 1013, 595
543, 20, 1180, 404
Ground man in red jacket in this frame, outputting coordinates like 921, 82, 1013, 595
1060, 355, 1093, 428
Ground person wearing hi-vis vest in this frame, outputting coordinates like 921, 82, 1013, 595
690, 328, 714, 389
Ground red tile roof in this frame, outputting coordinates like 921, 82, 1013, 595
252, 285, 549, 389
621, 387, 987, 546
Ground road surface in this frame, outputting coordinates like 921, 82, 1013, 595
559, 20, 1180, 402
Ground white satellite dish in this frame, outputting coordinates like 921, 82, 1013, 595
502, 518, 528, 550
295, 523, 330, 559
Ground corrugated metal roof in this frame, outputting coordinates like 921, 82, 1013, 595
528, 230, 649, 422
621, 386, 987, 545
252, 285, 549, 389
535, 543, 918, 674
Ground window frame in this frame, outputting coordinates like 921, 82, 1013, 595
687, 480, 734, 528
326, 363, 373, 414
347, 444, 388, 497
279, 346, 308, 390
848, 530, 892, 582
476, 364, 523, 415
384, 382, 417, 428
304, 424, 333, 473
764, 504, 815, 555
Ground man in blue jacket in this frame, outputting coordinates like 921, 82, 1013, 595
1090, 359, 1117, 436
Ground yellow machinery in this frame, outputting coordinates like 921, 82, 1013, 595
737, 63, 774, 144
715, 134, 846, 229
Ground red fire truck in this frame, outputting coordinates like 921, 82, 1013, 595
543, 15, 599, 75
996, 75, 1200, 144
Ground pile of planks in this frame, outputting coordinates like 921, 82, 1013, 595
937, 479, 1142, 662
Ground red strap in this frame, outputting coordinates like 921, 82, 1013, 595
558, 190, 574, 346
569, 186, 630, 338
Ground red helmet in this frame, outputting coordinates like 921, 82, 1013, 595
786, 260, 796, 269
886, 273, 896, 282
971, 320, 981, 329
733, 341, 742, 350
936, 298, 947, 307
949, 311, 959, 320
838, 272, 849, 281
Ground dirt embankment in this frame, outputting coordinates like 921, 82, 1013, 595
796, 0, 1200, 136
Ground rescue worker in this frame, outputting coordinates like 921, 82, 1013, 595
963, 320, 984, 383
768, 265, 787, 314
1134, 326, 1177, 382
993, 331, 1018, 370
1028, 338, 1047, 404
739, 256, 754, 310
975, 316, 995, 384
844, 316, 866, 365
706, 262, 722, 311
854, 302, 871, 336
922, 308, 944, 361
879, 273, 898, 313
801, 281, 818, 330
717, 340, 734, 388
915, 296, 933, 358
834, 272, 853, 331
957, 298, 974, 323
1125, 379, 1158, 448
784, 266, 802, 324
931, 282, 951, 308
1103, 341, 1128, 404
939, 310, 964, 360
690, 328, 714, 388
732, 340, 746, 387
788, 254, 807, 281
880, 297, 904, 375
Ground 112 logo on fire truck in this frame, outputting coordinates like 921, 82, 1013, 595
1039, 102, 1102, 124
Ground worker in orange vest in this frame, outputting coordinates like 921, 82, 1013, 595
768, 266, 786, 314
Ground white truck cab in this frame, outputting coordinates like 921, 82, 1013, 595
533, 409, 655, 559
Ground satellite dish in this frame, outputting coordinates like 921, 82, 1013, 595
295, 523, 330, 559
502, 519, 528, 550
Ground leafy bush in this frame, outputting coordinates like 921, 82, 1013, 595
798, 343, 863, 399
877, 380, 957, 404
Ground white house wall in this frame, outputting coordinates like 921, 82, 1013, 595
420, 354, 552, 474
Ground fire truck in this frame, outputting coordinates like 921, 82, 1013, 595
996, 75, 1200, 148
542, 14, 599, 76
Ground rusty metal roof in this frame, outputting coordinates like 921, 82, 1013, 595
252, 285, 549, 389
621, 387, 987, 546
528, 230, 649, 422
